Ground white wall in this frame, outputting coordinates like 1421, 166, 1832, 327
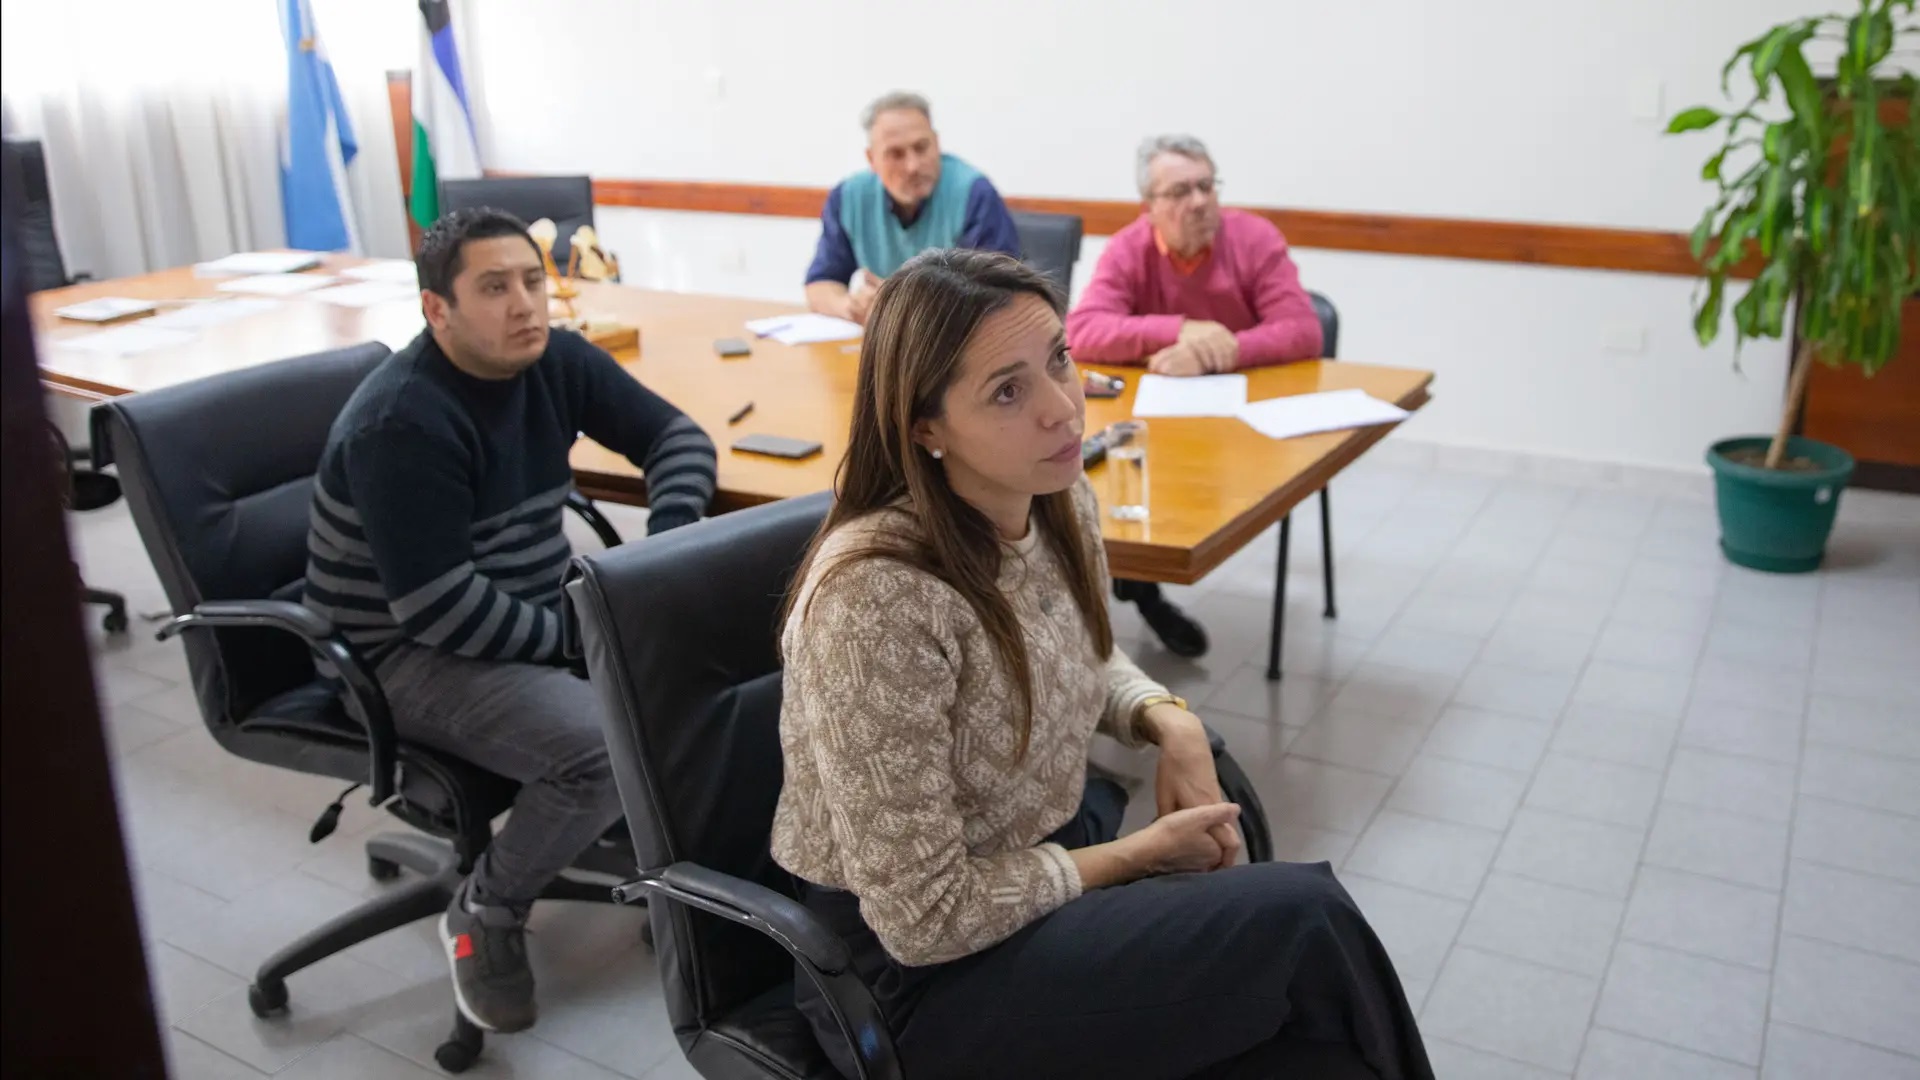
461, 0, 1818, 473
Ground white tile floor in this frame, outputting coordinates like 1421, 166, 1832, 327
71, 451, 1920, 1079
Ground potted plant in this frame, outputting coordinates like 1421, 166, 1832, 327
1669, 0, 1917, 572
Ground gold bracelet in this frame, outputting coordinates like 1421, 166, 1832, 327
1137, 693, 1189, 714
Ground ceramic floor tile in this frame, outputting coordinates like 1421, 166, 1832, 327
1458, 873, 1625, 978
1550, 702, 1681, 771
1325, 662, 1459, 726
1760, 1022, 1920, 1080
1770, 935, 1920, 1058
1339, 874, 1470, 994
1621, 866, 1780, 969
1804, 694, 1920, 761
1792, 798, 1920, 886
1679, 700, 1804, 765
1387, 754, 1528, 831
1781, 860, 1920, 965
1525, 753, 1663, 830
1424, 1038, 1569, 1080
1344, 811, 1501, 900
1595, 942, 1770, 1065
1262, 756, 1394, 835
1422, 946, 1600, 1072
1287, 706, 1429, 776
1495, 808, 1645, 899
1571, 661, 1694, 721
1645, 802, 1789, 891
1450, 661, 1578, 721
1798, 743, 1920, 818
1423, 706, 1555, 774
1590, 622, 1706, 675
1663, 749, 1798, 824
1578, 1029, 1756, 1080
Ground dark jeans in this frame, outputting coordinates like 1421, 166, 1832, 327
1114, 578, 1165, 607
796, 780, 1433, 1080
377, 643, 624, 907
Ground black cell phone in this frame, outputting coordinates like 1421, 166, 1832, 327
714, 337, 752, 357
732, 433, 824, 460
1082, 432, 1108, 467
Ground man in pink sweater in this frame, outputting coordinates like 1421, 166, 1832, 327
1069, 135, 1324, 657
1068, 135, 1322, 375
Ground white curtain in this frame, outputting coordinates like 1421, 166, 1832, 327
1, 0, 418, 278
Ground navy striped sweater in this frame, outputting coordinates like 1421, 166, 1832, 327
302, 328, 716, 665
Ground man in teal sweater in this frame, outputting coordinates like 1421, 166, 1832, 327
804, 91, 1022, 324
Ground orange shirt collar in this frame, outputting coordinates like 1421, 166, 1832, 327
1152, 226, 1211, 275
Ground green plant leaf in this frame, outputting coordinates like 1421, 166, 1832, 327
1750, 24, 1798, 96
1693, 275, 1727, 344
1702, 146, 1729, 181
1774, 49, 1824, 144
1668, 106, 1722, 135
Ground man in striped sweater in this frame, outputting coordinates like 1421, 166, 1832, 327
301, 208, 715, 1034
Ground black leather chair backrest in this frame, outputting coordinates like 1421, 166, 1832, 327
2, 137, 71, 291
569, 492, 833, 1035
1011, 210, 1083, 300
1308, 290, 1339, 359
92, 344, 390, 728
439, 176, 595, 264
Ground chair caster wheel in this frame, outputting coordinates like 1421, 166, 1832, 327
247, 979, 288, 1018
102, 609, 129, 634
436, 1014, 484, 1072
367, 855, 401, 881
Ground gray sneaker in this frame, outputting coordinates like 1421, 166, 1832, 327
439, 880, 536, 1033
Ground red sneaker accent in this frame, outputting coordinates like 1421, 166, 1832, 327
452, 933, 474, 960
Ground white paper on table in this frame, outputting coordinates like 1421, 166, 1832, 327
1234, 388, 1409, 440
215, 273, 339, 296
144, 298, 281, 330
59, 324, 196, 355
307, 281, 419, 307
194, 251, 325, 276
744, 313, 862, 346
340, 259, 420, 284
53, 297, 156, 322
1129, 373, 1248, 418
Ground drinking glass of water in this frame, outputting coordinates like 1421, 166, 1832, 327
1103, 420, 1149, 521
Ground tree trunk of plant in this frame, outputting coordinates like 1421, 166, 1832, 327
1767, 339, 1816, 469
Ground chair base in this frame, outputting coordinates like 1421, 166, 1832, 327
245, 830, 642, 1074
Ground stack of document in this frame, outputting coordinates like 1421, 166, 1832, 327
195, 251, 325, 276
744, 313, 862, 346
308, 281, 418, 308
1130, 373, 1248, 417
341, 260, 420, 285
144, 298, 281, 330
1236, 388, 1409, 440
60, 324, 196, 356
215, 274, 339, 297
53, 297, 156, 322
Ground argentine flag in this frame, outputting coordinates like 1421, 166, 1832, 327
409, 0, 481, 230
279, 0, 359, 252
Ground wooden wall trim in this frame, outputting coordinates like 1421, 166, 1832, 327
572, 176, 1746, 279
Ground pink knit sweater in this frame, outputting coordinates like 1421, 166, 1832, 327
1066, 210, 1322, 368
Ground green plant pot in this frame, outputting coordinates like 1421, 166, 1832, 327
1705, 436, 1855, 573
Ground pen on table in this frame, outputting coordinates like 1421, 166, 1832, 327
727, 402, 755, 425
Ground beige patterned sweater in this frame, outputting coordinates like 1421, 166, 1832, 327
771, 478, 1169, 967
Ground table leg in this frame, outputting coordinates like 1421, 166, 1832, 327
1320, 488, 1337, 619
1266, 513, 1292, 681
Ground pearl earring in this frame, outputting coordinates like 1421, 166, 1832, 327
930, 448, 945, 460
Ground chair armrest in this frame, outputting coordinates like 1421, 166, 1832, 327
613, 862, 902, 1080
157, 600, 398, 805
564, 489, 623, 549
1202, 725, 1274, 865
614, 861, 849, 972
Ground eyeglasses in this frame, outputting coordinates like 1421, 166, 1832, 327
1150, 177, 1221, 202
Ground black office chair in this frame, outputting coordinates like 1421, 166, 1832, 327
6, 137, 126, 632
1010, 210, 1083, 300
566, 493, 1293, 1080
92, 343, 630, 1074
1265, 290, 1343, 681
439, 175, 598, 268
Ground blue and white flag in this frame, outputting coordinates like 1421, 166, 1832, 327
280, 0, 359, 252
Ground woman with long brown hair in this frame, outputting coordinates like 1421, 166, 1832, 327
771, 249, 1432, 1080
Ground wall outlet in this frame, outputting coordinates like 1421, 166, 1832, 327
705, 68, 726, 101
722, 247, 748, 274
1605, 323, 1648, 354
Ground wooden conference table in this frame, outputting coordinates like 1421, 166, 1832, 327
35, 255, 1433, 678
